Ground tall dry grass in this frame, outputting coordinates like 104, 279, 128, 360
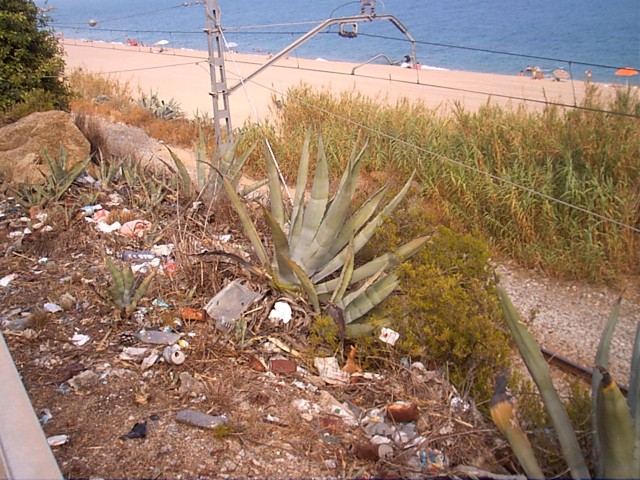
67, 69, 214, 147
243, 84, 640, 281
67, 71, 639, 281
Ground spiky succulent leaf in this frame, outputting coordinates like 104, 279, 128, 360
490, 377, 544, 479
592, 295, 622, 477
314, 235, 430, 295
595, 367, 636, 479
220, 173, 269, 266
282, 255, 320, 313
264, 138, 285, 228
313, 170, 417, 282
314, 183, 389, 264
330, 240, 354, 304
263, 207, 295, 283
125, 271, 155, 316
290, 136, 329, 264
290, 131, 312, 241
106, 257, 125, 306
497, 286, 590, 480
303, 141, 367, 271
166, 147, 194, 194
341, 273, 399, 324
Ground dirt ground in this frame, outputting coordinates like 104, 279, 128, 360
0, 126, 506, 479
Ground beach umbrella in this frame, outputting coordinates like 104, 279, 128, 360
154, 39, 169, 46
615, 67, 638, 86
553, 69, 570, 81
226, 42, 238, 51
615, 67, 639, 77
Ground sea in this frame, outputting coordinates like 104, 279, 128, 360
36, 0, 639, 84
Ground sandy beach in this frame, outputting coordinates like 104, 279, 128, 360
61, 38, 610, 124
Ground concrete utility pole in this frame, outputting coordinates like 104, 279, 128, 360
203, 0, 233, 149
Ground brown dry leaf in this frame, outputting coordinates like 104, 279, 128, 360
342, 345, 363, 374
134, 385, 150, 405
247, 354, 267, 372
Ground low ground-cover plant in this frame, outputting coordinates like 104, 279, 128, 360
364, 205, 511, 403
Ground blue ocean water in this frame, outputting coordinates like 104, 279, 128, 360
37, 0, 639, 84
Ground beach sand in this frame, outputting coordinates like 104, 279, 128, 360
62, 38, 605, 123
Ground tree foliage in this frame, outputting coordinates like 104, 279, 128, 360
0, 0, 68, 118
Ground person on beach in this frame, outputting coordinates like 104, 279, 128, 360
400, 55, 412, 68
585, 69, 592, 82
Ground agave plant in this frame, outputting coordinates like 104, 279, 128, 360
106, 257, 155, 318
494, 286, 640, 479
222, 131, 429, 332
138, 90, 183, 120
166, 131, 265, 199
12, 147, 91, 207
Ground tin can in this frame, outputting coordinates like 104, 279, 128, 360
163, 345, 185, 365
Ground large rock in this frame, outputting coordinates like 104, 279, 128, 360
0, 110, 90, 186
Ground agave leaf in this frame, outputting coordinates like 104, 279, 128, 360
313, 170, 417, 282
592, 295, 622, 477
230, 142, 257, 186
341, 273, 399, 324
239, 178, 268, 197
311, 140, 367, 251
54, 155, 92, 202
314, 235, 430, 294
264, 138, 284, 228
290, 131, 312, 241
595, 366, 636, 479
490, 376, 545, 479
126, 271, 155, 316
341, 261, 389, 308
497, 286, 590, 480
316, 183, 389, 261
282, 255, 320, 313
106, 257, 125, 305
330, 240, 355, 304
262, 207, 295, 283
194, 129, 208, 190
290, 137, 329, 264
166, 147, 194, 194
345, 322, 377, 338
220, 173, 269, 266
122, 263, 135, 305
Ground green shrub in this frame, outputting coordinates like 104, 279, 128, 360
0, 0, 69, 118
368, 205, 511, 403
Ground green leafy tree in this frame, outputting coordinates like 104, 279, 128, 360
0, 0, 68, 117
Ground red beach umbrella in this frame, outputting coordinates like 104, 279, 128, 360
615, 67, 639, 77
615, 67, 638, 86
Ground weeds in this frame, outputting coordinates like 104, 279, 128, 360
267, 84, 640, 282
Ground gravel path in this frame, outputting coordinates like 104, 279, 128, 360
497, 261, 640, 385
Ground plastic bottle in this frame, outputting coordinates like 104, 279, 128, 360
120, 250, 157, 262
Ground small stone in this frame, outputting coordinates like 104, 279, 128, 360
178, 372, 205, 396
68, 370, 98, 391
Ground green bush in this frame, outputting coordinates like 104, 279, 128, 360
367, 205, 511, 403
0, 0, 69, 119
